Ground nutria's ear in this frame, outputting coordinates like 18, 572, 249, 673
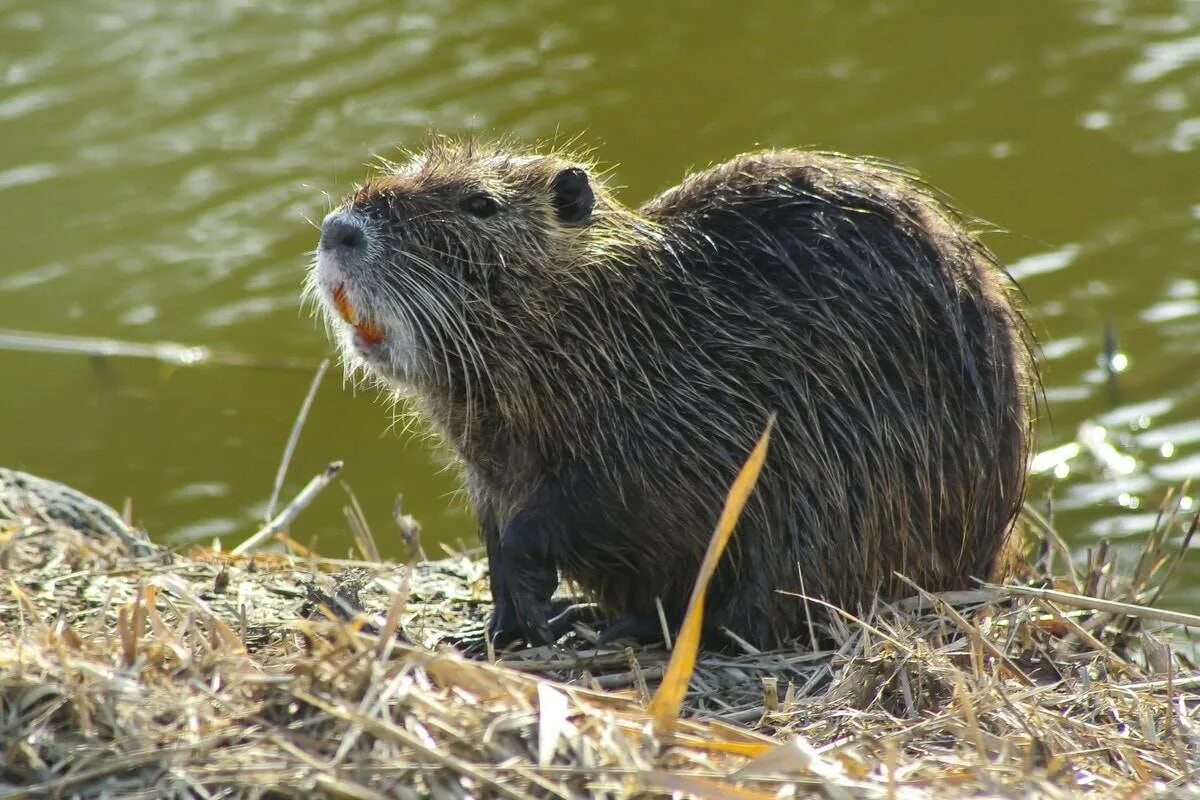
550, 167, 594, 224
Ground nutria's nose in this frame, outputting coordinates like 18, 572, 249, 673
319, 212, 366, 255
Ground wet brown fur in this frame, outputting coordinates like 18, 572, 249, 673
313, 137, 1035, 649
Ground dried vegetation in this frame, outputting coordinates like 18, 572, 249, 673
1, 466, 1199, 798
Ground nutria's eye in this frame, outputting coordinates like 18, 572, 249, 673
462, 193, 499, 218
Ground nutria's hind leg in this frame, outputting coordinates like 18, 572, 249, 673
595, 614, 671, 647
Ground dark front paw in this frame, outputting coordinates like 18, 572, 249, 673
485, 578, 552, 649
509, 586, 557, 646
487, 598, 593, 650
487, 592, 554, 648
443, 612, 531, 658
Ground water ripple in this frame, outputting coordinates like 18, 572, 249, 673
0, 0, 1196, 582
0, 163, 57, 190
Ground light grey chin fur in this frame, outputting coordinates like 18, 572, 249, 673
336, 305, 421, 392
348, 329, 419, 389
308, 250, 407, 387
313, 249, 349, 297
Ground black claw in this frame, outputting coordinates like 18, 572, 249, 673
479, 599, 594, 652
512, 589, 555, 646
487, 604, 525, 651
547, 602, 601, 640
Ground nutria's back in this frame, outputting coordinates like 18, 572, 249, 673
310, 139, 1034, 650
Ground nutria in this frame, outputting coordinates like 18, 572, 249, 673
308, 138, 1034, 650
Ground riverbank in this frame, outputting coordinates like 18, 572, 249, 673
1, 467, 1197, 798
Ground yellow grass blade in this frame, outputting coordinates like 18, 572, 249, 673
675, 737, 774, 758
648, 415, 775, 733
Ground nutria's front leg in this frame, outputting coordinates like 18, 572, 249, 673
486, 514, 559, 648
483, 520, 518, 647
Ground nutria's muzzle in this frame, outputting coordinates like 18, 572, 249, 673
319, 210, 368, 266
316, 210, 385, 348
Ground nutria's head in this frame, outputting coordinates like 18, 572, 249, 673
308, 141, 640, 431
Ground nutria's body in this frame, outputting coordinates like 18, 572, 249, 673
310, 139, 1034, 650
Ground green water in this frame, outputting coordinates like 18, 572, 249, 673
2, 1, 1198, 605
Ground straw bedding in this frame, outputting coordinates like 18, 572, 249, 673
1, 467, 1198, 799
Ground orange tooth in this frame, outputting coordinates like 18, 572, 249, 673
333, 284, 383, 344
332, 285, 356, 324
356, 320, 384, 345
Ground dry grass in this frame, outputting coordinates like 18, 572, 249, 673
1, 467, 1199, 799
